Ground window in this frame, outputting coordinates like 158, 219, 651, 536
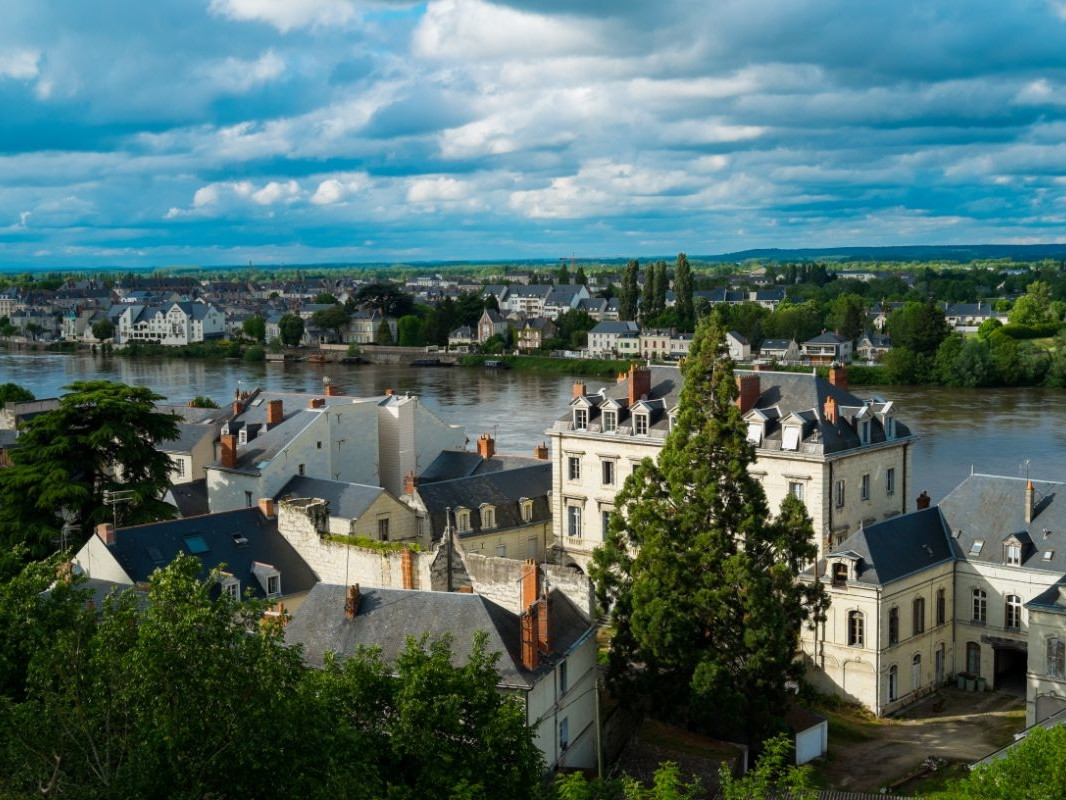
861, 420, 870, 444
913, 597, 925, 635
245, 491, 253, 508
559, 660, 568, 694
936, 588, 946, 625
222, 578, 240, 600
1006, 594, 1022, 629
1006, 544, 1021, 566
559, 718, 569, 751
602, 410, 616, 432
378, 518, 390, 540
888, 665, 898, 701
481, 506, 495, 529
496, 543, 507, 558
174, 458, 185, 478
832, 563, 847, 587
888, 607, 899, 645
747, 423, 763, 445
521, 500, 534, 523
602, 460, 615, 486
885, 416, 895, 439
1048, 638, 1065, 679
848, 611, 864, 647
861, 473, 870, 501
970, 539, 984, 556
912, 653, 921, 693
972, 589, 987, 623
967, 641, 981, 677
183, 534, 209, 555
634, 413, 648, 436
298, 463, 305, 476
456, 510, 471, 533
568, 456, 581, 482
788, 481, 804, 501
567, 505, 582, 538
267, 575, 280, 596
835, 480, 845, 508
602, 510, 611, 539
573, 408, 588, 430
782, 426, 801, 451
316, 441, 322, 449
886, 467, 895, 495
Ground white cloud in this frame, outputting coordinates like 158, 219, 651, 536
311, 173, 371, 205
0, 49, 39, 81
406, 176, 471, 203
208, 0, 359, 32
252, 180, 300, 205
203, 50, 286, 94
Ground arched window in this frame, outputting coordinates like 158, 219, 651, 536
936, 588, 946, 625
888, 607, 899, 645
848, 611, 864, 647
967, 641, 981, 677
888, 665, 898, 701
1005, 594, 1022, 630
1048, 638, 1065, 679
912, 653, 921, 693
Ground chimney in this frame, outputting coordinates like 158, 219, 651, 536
403, 470, 419, 496
477, 433, 495, 459
572, 381, 586, 399
533, 442, 549, 460
266, 399, 283, 427
828, 363, 848, 391
344, 584, 362, 619
96, 522, 115, 546
616, 371, 627, 384
521, 559, 539, 610
325, 384, 341, 397
257, 498, 276, 519
221, 434, 238, 469
537, 596, 551, 654
916, 491, 931, 510
736, 374, 760, 415
520, 607, 539, 671
823, 396, 838, 425
384, 388, 395, 397
232, 400, 243, 417
401, 548, 414, 590
627, 365, 652, 406
1026, 480, 1035, 524
308, 397, 325, 409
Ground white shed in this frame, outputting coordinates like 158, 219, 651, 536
786, 706, 828, 765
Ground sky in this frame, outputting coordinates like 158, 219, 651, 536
5, 1, 1066, 269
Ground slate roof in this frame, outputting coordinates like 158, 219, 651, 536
167, 479, 210, 518
804, 331, 849, 345
101, 506, 316, 598
278, 475, 384, 520
285, 584, 592, 689
939, 474, 1066, 573
158, 422, 215, 455
760, 338, 796, 352
807, 506, 954, 587
418, 450, 544, 483
589, 320, 640, 335
415, 462, 552, 541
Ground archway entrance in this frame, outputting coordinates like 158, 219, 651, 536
991, 638, 1027, 695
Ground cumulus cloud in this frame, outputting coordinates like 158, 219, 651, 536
201, 50, 286, 93
0, 49, 39, 80
311, 173, 371, 205
208, 0, 360, 32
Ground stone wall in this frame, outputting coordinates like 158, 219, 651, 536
461, 548, 594, 617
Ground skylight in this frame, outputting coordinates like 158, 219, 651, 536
184, 534, 209, 554
970, 540, 984, 556
1044, 550, 1055, 562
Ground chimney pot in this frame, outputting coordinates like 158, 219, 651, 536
916, 491, 931, 510
96, 523, 115, 546
572, 381, 586, 399
325, 384, 340, 397
385, 388, 395, 397
521, 559, 539, 611
266, 399, 283, 427
220, 434, 238, 469
736, 374, 760, 415
533, 442, 549, 460
828, 363, 849, 391
308, 397, 325, 409
477, 433, 495, 459
345, 584, 362, 619
257, 498, 276, 519
823, 396, 838, 425
627, 365, 652, 407
1026, 480, 1035, 524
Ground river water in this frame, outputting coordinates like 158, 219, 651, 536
2, 352, 1064, 505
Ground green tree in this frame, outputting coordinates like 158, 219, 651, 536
397, 314, 426, 347
888, 299, 949, 356
641, 265, 660, 324
242, 314, 267, 343
674, 252, 694, 329
354, 283, 415, 317
589, 320, 826, 745
0, 381, 180, 556
314, 292, 339, 305
552, 761, 702, 800
558, 262, 571, 284
718, 735, 816, 800
311, 305, 350, 338
825, 293, 865, 342
278, 313, 305, 347
1009, 280, 1055, 326
619, 260, 640, 321
376, 318, 394, 345
976, 317, 1002, 341
575, 266, 588, 286
91, 318, 115, 342
244, 344, 266, 362
653, 261, 668, 320
188, 395, 219, 409
0, 382, 34, 408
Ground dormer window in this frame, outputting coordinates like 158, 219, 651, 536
884, 416, 895, 439
1006, 543, 1021, 566
521, 499, 534, 523
455, 508, 471, 533
747, 423, 763, 445
633, 413, 649, 436
221, 574, 240, 601
831, 562, 847, 587
480, 505, 496, 530
251, 562, 281, 597
861, 420, 870, 445
573, 408, 588, 430
782, 425, 801, 451
602, 410, 617, 433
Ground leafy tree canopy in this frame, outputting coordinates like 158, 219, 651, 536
279, 313, 305, 347
242, 314, 266, 343
0, 383, 34, 408
354, 283, 415, 317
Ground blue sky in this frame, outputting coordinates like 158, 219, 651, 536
4, 0, 1066, 269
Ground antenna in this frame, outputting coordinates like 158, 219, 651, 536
102, 489, 135, 528
1021, 459, 1031, 481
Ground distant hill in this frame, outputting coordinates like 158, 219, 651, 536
700, 244, 1066, 263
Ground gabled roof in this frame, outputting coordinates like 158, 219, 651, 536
278, 476, 384, 520
803, 331, 849, 345
100, 507, 316, 597
589, 320, 640, 335
810, 507, 954, 586
285, 584, 592, 689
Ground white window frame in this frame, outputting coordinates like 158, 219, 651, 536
788, 481, 804, 501
567, 505, 582, 538
601, 460, 615, 486
633, 413, 648, 436
1006, 543, 1021, 566
456, 509, 471, 533
481, 506, 496, 530
573, 408, 588, 430
782, 426, 801, 451
972, 588, 987, 623
602, 410, 616, 433
1006, 594, 1022, 629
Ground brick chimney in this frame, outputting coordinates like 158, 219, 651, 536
627, 365, 652, 406
1026, 480, 1035, 524
916, 491, 931, 510
828, 363, 848, 391
401, 548, 414, 590
384, 388, 395, 397
403, 470, 419, 495
521, 559, 539, 609
823, 396, 838, 425
572, 381, 586, 399
736, 374, 760, 415
308, 397, 325, 409
344, 584, 361, 620
220, 434, 238, 469
266, 399, 283, 428
257, 498, 276, 519
96, 522, 115, 546
520, 608, 538, 671
325, 384, 341, 397
533, 442, 549, 460
232, 399, 243, 417
537, 595, 551, 654
477, 433, 495, 459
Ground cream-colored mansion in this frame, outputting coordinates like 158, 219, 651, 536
545, 364, 916, 571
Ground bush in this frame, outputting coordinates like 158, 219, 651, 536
244, 345, 265, 362
999, 322, 1062, 340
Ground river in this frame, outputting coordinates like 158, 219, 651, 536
2, 352, 1064, 505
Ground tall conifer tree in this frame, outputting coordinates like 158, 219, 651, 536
590, 319, 827, 745
619, 259, 640, 321
674, 252, 694, 329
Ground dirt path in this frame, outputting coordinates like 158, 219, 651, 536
816, 687, 1025, 793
